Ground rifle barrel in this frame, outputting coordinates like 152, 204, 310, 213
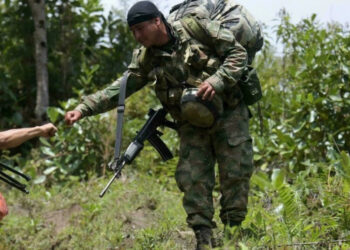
99, 172, 119, 198
99, 160, 125, 198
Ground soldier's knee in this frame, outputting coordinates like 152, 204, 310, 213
175, 167, 191, 192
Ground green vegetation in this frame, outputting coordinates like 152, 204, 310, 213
1, 1, 350, 249
0, 171, 193, 249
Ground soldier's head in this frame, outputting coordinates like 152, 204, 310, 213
127, 1, 169, 48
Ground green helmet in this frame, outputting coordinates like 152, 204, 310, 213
180, 88, 223, 128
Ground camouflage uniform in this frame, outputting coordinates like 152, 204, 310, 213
75, 17, 254, 229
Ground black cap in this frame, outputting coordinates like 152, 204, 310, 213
127, 1, 162, 27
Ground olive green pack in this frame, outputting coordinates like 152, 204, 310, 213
168, 0, 263, 105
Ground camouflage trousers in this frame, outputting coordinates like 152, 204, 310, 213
175, 102, 254, 229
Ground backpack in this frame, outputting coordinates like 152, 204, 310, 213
211, 0, 264, 59
168, 0, 214, 23
168, 0, 263, 105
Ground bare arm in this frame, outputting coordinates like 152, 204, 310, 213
0, 123, 57, 150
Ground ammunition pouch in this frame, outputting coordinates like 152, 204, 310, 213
239, 66, 262, 105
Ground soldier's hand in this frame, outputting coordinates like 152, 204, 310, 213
65, 110, 82, 125
197, 81, 215, 101
39, 123, 58, 137
0, 193, 8, 221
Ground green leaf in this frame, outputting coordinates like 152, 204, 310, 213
271, 169, 285, 188
260, 163, 268, 170
307, 93, 314, 103
238, 243, 249, 250
340, 151, 350, 183
251, 172, 271, 190
47, 107, 64, 123
311, 13, 317, 21
39, 137, 51, 147
329, 95, 342, 102
33, 175, 46, 184
341, 151, 350, 171
256, 211, 263, 226
343, 181, 350, 194
278, 185, 298, 217
254, 154, 263, 161
41, 147, 56, 157
44, 167, 58, 175
293, 121, 306, 133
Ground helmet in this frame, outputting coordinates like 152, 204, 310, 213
180, 88, 223, 128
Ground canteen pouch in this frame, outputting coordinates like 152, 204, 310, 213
239, 66, 262, 105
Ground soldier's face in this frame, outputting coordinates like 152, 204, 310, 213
130, 18, 161, 48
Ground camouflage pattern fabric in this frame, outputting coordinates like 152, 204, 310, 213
167, 0, 264, 64
211, 0, 264, 64
176, 101, 253, 228
167, 0, 214, 23
75, 18, 247, 121
74, 13, 253, 229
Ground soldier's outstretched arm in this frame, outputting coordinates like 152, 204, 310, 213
65, 70, 148, 124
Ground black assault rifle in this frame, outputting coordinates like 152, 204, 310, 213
99, 108, 176, 197
0, 162, 31, 194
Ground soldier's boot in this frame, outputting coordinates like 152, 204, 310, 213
193, 226, 213, 250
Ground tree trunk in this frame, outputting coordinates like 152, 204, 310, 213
28, 0, 49, 122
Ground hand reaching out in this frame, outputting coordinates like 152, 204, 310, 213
39, 123, 58, 137
64, 111, 82, 125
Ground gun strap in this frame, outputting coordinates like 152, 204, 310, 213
114, 71, 129, 161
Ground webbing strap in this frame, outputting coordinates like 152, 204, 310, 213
180, 16, 210, 46
114, 71, 129, 161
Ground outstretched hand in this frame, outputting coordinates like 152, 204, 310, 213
64, 111, 82, 125
196, 81, 215, 101
39, 123, 58, 137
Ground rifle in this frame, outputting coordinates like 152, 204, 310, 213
99, 108, 176, 197
0, 162, 31, 194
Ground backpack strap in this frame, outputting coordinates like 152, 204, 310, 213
179, 16, 212, 46
172, 20, 192, 44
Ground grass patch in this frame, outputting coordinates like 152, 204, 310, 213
0, 170, 193, 250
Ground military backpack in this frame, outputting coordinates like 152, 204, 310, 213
168, 0, 263, 105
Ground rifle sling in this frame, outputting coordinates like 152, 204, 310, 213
114, 72, 129, 161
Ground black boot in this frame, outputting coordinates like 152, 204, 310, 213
193, 226, 213, 250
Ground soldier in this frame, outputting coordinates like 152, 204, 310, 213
65, 1, 254, 249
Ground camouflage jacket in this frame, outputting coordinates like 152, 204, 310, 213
74, 18, 247, 121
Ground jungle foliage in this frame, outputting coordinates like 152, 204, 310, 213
0, 0, 350, 249
0, 0, 137, 128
